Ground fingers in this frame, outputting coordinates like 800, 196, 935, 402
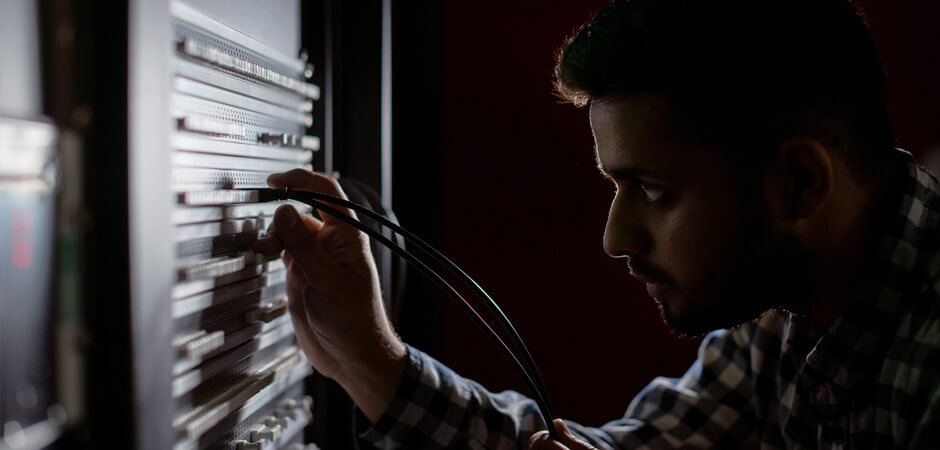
285, 261, 317, 352
252, 227, 283, 259
253, 206, 323, 259
556, 420, 597, 450
267, 169, 357, 225
528, 430, 568, 449
528, 420, 596, 450
273, 204, 334, 287
251, 203, 323, 263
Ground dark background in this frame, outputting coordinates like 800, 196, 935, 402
390, 0, 940, 427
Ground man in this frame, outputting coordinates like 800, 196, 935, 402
254, 0, 940, 447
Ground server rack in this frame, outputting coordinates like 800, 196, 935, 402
0, 117, 62, 450
0, 0, 393, 448
0, 1, 66, 448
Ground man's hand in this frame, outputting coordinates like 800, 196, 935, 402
253, 169, 407, 423
529, 420, 598, 450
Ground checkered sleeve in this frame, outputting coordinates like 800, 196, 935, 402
357, 344, 547, 449
908, 383, 940, 449
570, 328, 762, 448
359, 327, 761, 449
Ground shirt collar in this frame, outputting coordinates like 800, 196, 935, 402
800, 149, 940, 396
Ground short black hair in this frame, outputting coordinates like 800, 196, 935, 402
555, 0, 895, 181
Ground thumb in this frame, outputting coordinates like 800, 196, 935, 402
273, 205, 330, 285
528, 430, 569, 450
553, 420, 597, 450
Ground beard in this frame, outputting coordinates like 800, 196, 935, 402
657, 204, 813, 337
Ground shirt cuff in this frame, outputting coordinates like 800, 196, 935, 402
356, 344, 430, 448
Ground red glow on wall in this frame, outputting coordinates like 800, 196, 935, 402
10, 209, 33, 270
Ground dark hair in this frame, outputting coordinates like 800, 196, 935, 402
555, 0, 895, 181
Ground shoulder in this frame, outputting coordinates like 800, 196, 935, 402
889, 161, 940, 383
896, 279, 940, 361
882, 267, 940, 409
912, 244, 940, 352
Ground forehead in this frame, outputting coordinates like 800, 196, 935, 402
589, 94, 683, 173
589, 94, 673, 143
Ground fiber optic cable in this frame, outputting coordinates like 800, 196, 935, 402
258, 188, 559, 439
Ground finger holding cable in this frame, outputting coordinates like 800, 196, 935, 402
267, 169, 357, 224
529, 421, 597, 450
269, 170, 370, 274
269, 180, 407, 424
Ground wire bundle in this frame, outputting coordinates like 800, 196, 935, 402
259, 187, 559, 440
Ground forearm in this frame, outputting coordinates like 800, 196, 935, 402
357, 345, 557, 449
334, 326, 408, 424
354, 328, 762, 450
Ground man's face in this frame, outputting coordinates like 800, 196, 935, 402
591, 94, 803, 336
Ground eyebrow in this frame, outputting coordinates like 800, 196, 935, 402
595, 159, 658, 181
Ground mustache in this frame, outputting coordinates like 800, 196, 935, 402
627, 259, 675, 285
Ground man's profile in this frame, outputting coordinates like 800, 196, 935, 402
254, 0, 940, 447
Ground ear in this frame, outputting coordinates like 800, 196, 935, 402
767, 137, 834, 220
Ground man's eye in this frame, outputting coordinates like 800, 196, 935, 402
639, 182, 665, 202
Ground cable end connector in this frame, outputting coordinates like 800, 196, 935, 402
257, 187, 290, 203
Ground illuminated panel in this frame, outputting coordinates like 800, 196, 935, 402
166, 2, 320, 449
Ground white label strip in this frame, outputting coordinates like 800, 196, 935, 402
179, 190, 260, 206
178, 114, 247, 138
301, 135, 320, 151
178, 255, 247, 281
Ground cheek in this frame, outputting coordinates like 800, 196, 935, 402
656, 197, 748, 293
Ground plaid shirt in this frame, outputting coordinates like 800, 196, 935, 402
359, 150, 940, 449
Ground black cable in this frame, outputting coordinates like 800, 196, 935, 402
282, 189, 555, 415
261, 189, 559, 439
274, 189, 557, 424
337, 177, 408, 323
294, 196, 557, 438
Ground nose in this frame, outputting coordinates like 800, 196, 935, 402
603, 192, 651, 258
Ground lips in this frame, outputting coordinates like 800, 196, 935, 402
628, 263, 675, 300
629, 269, 665, 284
645, 282, 672, 300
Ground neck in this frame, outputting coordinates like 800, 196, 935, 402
785, 175, 896, 335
